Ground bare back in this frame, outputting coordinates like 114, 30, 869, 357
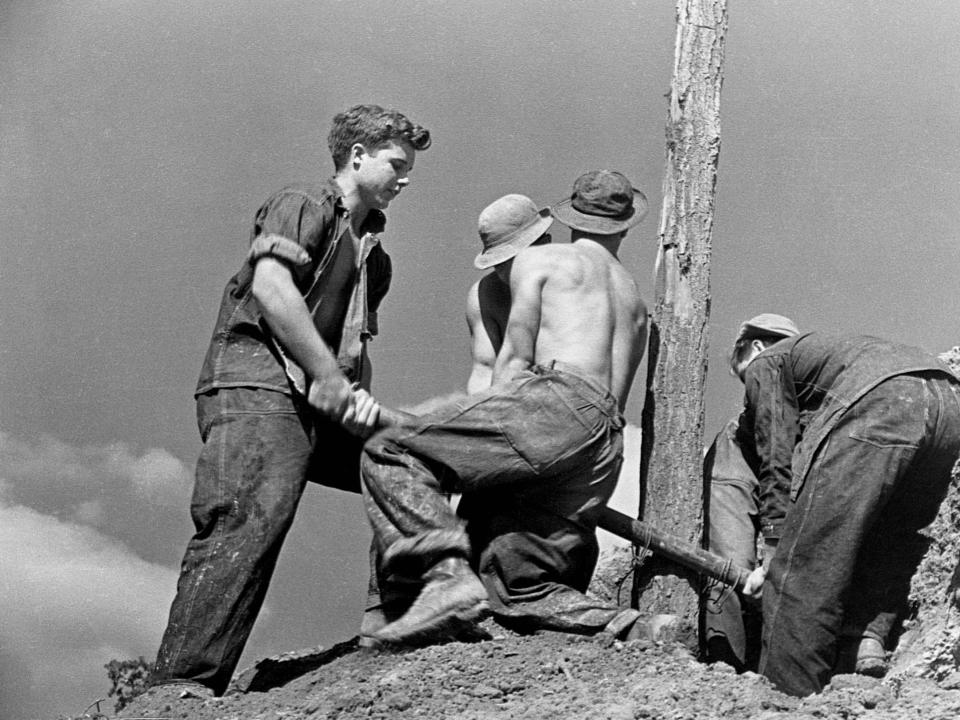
493, 240, 647, 410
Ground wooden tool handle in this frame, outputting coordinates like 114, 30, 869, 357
597, 506, 750, 591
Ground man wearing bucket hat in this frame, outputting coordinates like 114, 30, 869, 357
454, 190, 650, 639
358, 172, 650, 645
465, 194, 554, 392
731, 329, 960, 696
357, 194, 554, 641
701, 314, 800, 674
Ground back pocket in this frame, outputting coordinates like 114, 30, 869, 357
847, 376, 927, 449
497, 380, 600, 473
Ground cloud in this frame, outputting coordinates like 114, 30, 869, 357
0, 431, 192, 507
0, 433, 286, 719
124, 448, 193, 503
0, 432, 194, 565
0, 499, 179, 720
71, 499, 107, 527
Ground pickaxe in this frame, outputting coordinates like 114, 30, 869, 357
376, 405, 750, 592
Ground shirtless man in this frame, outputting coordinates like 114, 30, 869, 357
465, 194, 553, 393
360, 171, 649, 645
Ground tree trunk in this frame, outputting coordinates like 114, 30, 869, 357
633, 0, 728, 627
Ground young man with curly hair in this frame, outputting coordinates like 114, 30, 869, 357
152, 104, 431, 696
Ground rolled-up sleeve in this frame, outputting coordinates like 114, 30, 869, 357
248, 189, 335, 288
742, 354, 800, 540
248, 233, 311, 267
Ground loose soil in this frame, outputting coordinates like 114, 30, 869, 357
121, 624, 960, 720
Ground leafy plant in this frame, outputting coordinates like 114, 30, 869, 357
105, 656, 152, 711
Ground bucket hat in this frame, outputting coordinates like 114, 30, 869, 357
474, 194, 553, 270
551, 170, 648, 234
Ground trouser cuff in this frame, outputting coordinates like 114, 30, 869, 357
382, 528, 472, 577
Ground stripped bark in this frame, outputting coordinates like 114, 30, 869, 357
633, 0, 728, 625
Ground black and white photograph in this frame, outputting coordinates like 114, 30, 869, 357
2, 2, 960, 718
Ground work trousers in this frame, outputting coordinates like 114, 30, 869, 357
153, 387, 364, 695
701, 418, 762, 671
760, 373, 960, 696
361, 362, 627, 635
703, 418, 908, 673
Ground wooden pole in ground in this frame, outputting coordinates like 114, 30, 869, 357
633, 0, 729, 626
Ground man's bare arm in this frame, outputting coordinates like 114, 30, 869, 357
251, 257, 352, 419
465, 282, 497, 393
615, 304, 648, 410
492, 258, 545, 385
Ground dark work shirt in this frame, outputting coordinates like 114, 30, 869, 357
737, 332, 952, 540
316, 228, 357, 352
195, 179, 391, 397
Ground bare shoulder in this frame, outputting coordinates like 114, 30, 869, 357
513, 243, 588, 283
512, 243, 569, 271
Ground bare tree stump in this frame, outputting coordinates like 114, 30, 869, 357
633, 0, 728, 628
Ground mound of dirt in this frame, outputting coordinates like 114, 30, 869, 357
121, 623, 960, 720
123, 528, 960, 720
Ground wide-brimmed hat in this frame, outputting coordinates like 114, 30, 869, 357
474, 194, 553, 270
551, 170, 648, 235
734, 313, 800, 345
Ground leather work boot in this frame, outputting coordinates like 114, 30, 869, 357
358, 605, 405, 649
358, 584, 419, 648
854, 636, 888, 677
370, 555, 489, 646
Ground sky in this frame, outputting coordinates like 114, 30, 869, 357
2, 1, 959, 717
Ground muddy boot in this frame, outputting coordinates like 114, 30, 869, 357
370, 555, 489, 646
358, 581, 420, 648
854, 637, 888, 678
359, 604, 406, 648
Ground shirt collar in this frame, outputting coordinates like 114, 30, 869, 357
325, 178, 387, 235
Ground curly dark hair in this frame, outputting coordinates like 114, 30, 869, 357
327, 104, 432, 170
